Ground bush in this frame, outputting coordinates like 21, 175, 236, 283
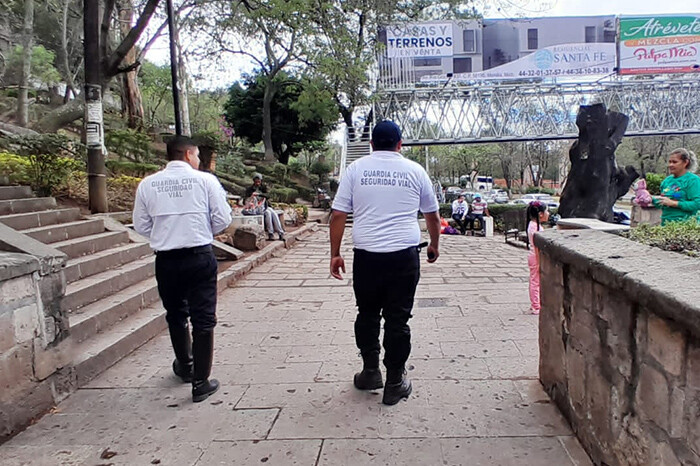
1, 135, 84, 196
106, 160, 159, 177
645, 172, 664, 195
526, 186, 555, 195
105, 129, 152, 163
0, 152, 31, 185
628, 219, 700, 256
310, 160, 332, 177
269, 187, 299, 203
287, 157, 303, 174
271, 202, 308, 225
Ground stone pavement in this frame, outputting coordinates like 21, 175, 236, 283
0, 229, 592, 465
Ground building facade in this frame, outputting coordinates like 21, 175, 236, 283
378, 15, 617, 86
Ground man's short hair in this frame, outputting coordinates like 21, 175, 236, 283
372, 120, 402, 151
166, 135, 197, 161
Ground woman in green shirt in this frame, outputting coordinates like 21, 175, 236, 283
653, 148, 700, 225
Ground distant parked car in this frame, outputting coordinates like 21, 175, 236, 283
519, 193, 559, 209
492, 190, 509, 203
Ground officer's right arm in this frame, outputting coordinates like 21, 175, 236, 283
207, 177, 233, 235
132, 182, 153, 238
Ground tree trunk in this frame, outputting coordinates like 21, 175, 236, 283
559, 103, 639, 222
262, 81, 276, 162
17, 0, 34, 127
175, 17, 191, 136
118, 0, 144, 129
33, 97, 85, 133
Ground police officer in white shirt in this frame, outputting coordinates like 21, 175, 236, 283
330, 120, 441, 405
133, 135, 232, 403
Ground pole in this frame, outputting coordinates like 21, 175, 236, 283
84, 0, 108, 213
166, 0, 182, 135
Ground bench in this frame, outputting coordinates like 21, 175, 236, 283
502, 209, 527, 244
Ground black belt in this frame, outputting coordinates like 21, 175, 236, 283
155, 245, 212, 257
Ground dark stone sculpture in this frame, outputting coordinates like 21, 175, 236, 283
558, 103, 639, 222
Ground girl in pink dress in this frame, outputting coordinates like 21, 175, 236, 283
526, 202, 549, 315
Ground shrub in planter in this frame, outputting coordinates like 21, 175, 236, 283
628, 219, 700, 256
270, 187, 299, 203
645, 172, 664, 196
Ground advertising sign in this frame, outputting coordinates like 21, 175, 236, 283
619, 15, 700, 74
386, 22, 454, 58
420, 43, 616, 82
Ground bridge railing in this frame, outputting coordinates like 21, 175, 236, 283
374, 77, 700, 144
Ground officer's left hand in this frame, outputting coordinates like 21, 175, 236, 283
330, 255, 346, 280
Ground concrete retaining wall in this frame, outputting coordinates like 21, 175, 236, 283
0, 252, 69, 440
534, 229, 700, 466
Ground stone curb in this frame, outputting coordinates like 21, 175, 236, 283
217, 222, 320, 288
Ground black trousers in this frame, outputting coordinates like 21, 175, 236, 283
353, 247, 421, 370
468, 213, 485, 232
452, 214, 467, 233
155, 245, 218, 332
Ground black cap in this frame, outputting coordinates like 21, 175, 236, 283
371, 120, 402, 150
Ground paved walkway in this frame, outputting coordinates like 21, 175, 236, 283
1, 229, 592, 465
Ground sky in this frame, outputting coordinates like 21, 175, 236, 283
146, 0, 697, 90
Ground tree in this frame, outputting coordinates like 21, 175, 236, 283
192, 0, 314, 161
16, 0, 34, 127
33, 0, 161, 133
117, 0, 145, 129
305, 0, 476, 137
139, 61, 173, 129
223, 71, 337, 164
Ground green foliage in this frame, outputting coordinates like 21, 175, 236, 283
526, 186, 555, 195
310, 160, 332, 177
269, 187, 299, 203
223, 71, 337, 164
192, 131, 225, 151
0, 152, 31, 185
287, 157, 303, 174
139, 61, 173, 129
645, 172, 664, 196
105, 129, 152, 163
105, 160, 159, 177
4, 134, 84, 195
5, 45, 62, 89
629, 220, 700, 256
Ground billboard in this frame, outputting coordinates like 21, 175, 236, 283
386, 22, 454, 58
420, 43, 616, 82
619, 15, 700, 74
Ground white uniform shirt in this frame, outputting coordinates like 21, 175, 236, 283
133, 161, 232, 251
452, 199, 468, 217
332, 150, 439, 253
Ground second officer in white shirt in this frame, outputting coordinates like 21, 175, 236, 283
133, 136, 232, 403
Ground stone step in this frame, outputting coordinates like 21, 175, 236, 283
0, 185, 33, 200
53, 230, 129, 259
0, 197, 56, 215
68, 277, 159, 343
62, 256, 155, 312
0, 208, 81, 230
73, 305, 167, 387
64, 242, 153, 284
21, 219, 105, 244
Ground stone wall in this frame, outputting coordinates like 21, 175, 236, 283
534, 229, 700, 466
630, 204, 662, 227
0, 227, 70, 441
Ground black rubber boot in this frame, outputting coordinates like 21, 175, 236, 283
353, 351, 383, 390
192, 330, 219, 403
382, 367, 412, 405
169, 324, 193, 383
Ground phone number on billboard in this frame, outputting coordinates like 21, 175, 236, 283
518, 67, 611, 77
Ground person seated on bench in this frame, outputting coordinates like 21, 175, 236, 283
467, 194, 490, 236
244, 174, 285, 241
451, 194, 469, 234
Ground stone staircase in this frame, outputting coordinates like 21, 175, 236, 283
0, 185, 164, 386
